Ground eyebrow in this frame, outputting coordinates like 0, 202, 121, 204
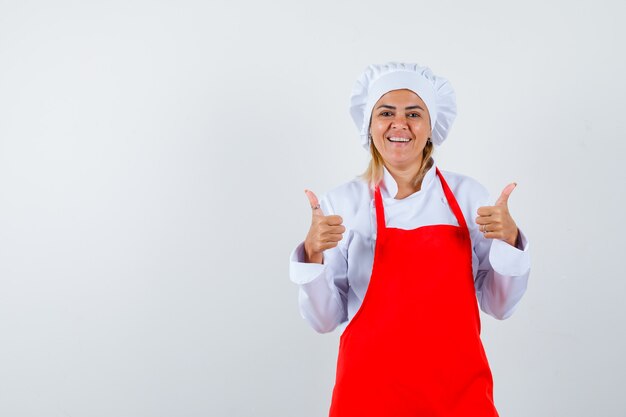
375, 104, 425, 111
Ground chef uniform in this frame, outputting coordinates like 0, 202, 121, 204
289, 63, 531, 416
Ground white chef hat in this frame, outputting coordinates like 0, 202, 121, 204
349, 62, 457, 150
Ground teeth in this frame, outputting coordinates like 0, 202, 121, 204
388, 137, 411, 142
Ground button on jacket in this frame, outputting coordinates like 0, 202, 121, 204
289, 160, 531, 333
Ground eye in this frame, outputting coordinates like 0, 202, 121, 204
379, 111, 393, 117
408, 112, 421, 118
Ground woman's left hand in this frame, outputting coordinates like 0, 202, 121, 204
475, 183, 519, 247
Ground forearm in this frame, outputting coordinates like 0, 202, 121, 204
477, 269, 529, 320
297, 274, 346, 333
289, 241, 348, 333
475, 229, 531, 320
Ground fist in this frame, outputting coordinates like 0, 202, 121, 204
303, 189, 345, 264
475, 183, 520, 247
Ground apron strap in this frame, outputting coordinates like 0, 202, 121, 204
436, 167, 469, 233
374, 184, 386, 243
373, 167, 469, 242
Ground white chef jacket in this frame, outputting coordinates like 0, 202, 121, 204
289, 159, 531, 334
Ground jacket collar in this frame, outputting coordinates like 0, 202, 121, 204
379, 158, 437, 199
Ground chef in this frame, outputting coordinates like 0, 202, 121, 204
289, 62, 530, 416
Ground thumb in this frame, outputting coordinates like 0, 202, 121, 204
495, 182, 517, 206
304, 189, 325, 216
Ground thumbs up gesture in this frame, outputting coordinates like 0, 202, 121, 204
475, 183, 520, 247
303, 189, 346, 264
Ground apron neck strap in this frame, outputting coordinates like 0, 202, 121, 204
435, 167, 469, 232
374, 184, 386, 239
373, 167, 469, 236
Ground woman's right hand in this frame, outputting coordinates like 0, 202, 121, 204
303, 189, 345, 264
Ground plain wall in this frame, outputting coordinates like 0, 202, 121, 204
0, 0, 624, 416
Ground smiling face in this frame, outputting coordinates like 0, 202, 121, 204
369, 89, 432, 171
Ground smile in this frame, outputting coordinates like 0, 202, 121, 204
387, 137, 412, 143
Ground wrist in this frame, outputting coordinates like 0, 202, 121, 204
305, 251, 323, 264
506, 228, 521, 248
514, 228, 522, 249
304, 242, 323, 264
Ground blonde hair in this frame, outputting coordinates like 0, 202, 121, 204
360, 139, 435, 190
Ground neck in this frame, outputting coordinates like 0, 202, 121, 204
386, 160, 423, 199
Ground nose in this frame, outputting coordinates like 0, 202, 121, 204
391, 114, 408, 129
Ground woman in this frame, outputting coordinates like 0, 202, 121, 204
289, 62, 530, 416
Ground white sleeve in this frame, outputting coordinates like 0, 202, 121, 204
288, 194, 349, 333
471, 187, 531, 320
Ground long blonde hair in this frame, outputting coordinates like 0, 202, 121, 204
360, 139, 435, 190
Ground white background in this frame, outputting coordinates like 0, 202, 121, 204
0, 0, 624, 416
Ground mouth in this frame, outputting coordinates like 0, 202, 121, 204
387, 136, 412, 143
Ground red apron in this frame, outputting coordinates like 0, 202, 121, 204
329, 168, 498, 417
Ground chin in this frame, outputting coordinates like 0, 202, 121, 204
384, 154, 422, 167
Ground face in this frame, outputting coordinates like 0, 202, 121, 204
369, 89, 431, 170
